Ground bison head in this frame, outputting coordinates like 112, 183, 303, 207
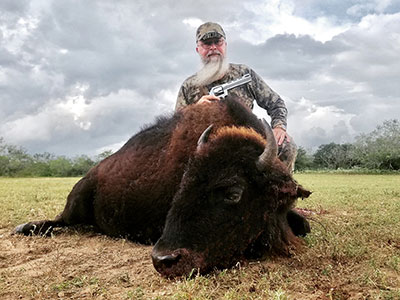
151, 121, 310, 277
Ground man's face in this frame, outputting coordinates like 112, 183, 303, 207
196, 37, 227, 64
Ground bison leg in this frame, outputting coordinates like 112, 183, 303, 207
13, 176, 96, 236
287, 209, 310, 237
12, 215, 65, 236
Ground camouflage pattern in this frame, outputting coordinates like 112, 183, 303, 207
175, 63, 297, 171
278, 137, 297, 173
196, 22, 226, 42
175, 63, 288, 130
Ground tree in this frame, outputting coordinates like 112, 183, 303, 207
48, 157, 73, 177
0, 137, 6, 153
294, 147, 314, 171
0, 141, 33, 176
71, 155, 96, 175
27, 153, 55, 176
0, 138, 10, 176
313, 143, 356, 169
95, 150, 113, 163
0, 156, 9, 176
353, 119, 400, 170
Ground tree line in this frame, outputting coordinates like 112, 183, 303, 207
0, 140, 112, 177
1, 119, 399, 177
295, 119, 400, 171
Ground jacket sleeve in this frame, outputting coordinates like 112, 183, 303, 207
249, 68, 288, 130
175, 84, 189, 111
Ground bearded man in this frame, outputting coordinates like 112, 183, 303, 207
175, 22, 297, 171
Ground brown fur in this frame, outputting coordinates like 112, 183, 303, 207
13, 97, 311, 277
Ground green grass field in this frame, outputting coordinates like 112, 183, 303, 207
0, 174, 399, 299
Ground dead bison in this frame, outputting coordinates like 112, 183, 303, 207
14, 97, 311, 278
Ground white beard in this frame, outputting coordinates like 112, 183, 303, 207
193, 53, 229, 87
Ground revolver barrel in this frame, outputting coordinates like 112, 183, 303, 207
209, 73, 252, 98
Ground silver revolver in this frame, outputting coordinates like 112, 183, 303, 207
209, 73, 252, 99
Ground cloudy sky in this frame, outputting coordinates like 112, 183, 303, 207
1, 0, 399, 156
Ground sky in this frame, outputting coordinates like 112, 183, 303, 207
1, 0, 399, 156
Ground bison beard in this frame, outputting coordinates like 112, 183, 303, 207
13, 97, 311, 278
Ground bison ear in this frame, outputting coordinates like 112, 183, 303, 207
297, 185, 312, 199
197, 124, 213, 152
279, 181, 312, 199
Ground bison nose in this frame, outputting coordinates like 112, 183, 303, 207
152, 252, 182, 269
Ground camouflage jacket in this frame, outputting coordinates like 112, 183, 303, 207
175, 63, 288, 130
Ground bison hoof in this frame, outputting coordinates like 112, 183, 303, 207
295, 218, 311, 237
287, 210, 311, 237
12, 222, 52, 236
12, 223, 35, 235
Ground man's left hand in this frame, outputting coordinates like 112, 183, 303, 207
273, 127, 289, 146
197, 95, 220, 105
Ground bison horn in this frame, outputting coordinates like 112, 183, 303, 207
196, 124, 214, 151
256, 119, 278, 170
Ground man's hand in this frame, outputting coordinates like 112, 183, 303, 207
273, 127, 289, 146
197, 95, 220, 105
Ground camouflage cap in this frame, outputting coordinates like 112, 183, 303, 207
196, 22, 226, 42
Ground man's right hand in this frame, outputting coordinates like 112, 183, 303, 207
197, 95, 220, 105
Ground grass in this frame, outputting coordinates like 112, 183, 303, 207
0, 174, 399, 299
0, 177, 77, 229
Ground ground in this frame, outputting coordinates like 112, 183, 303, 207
0, 174, 399, 299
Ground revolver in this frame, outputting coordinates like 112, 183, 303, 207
209, 73, 252, 99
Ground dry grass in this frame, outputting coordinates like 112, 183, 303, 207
0, 174, 399, 299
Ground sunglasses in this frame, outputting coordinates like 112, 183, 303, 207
198, 38, 225, 49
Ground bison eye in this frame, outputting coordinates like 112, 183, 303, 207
224, 186, 244, 205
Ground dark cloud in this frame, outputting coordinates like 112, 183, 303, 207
0, 0, 30, 13
293, 0, 399, 21
230, 34, 346, 81
0, 0, 399, 156
300, 126, 328, 149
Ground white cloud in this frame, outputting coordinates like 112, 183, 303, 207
1, 101, 74, 143
0, 83, 177, 155
347, 0, 394, 16
254, 97, 356, 151
241, 0, 351, 43
0, 0, 399, 156
1, 16, 39, 54
182, 18, 203, 28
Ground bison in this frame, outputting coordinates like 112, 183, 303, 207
14, 97, 311, 278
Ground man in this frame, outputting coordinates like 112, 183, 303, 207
175, 22, 297, 171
